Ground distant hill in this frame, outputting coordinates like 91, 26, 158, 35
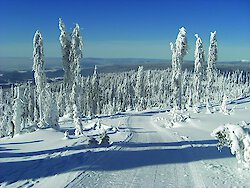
1, 57, 250, 85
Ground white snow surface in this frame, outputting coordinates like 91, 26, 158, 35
1, 97, 250, 188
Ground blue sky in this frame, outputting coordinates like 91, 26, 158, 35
0, 0, 249, 61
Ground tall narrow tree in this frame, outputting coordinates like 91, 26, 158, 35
170, 27, 188, 110
193, 34, 205, 110
70, 24, 83, 85
206, 31, 218, 106
59, 18, 71, 88
135, 66, 144, 111
12, 86, 23, 135
33, 31, 47, 127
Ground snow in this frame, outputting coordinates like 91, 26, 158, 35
0, 116, 131, 188
1, 97, 250, 187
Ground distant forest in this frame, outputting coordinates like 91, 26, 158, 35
1, 57, 250, 86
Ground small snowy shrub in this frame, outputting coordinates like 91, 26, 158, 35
211, 123, 250, 168
171, 109, 190, 123
99, 131, 110, 146
88, 136, 98, 146
220, 96, 230, 115
64, 130, 70, 139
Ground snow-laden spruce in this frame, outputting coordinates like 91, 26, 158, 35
220, 95, 230, 115
59, 18, 71, 87
33, 31, 59, 128
59, 20, 84, 117
12, 86, 23, 135
212, 123, 250, 168
170, 27, 188, 110
33, 31, 47, 127
193, 34, 205, 112
135, 66, 145, 111
90, 65, 101, 116
73, 104, 84, 136
70, 23, 83, 85
206, 31, 218, 106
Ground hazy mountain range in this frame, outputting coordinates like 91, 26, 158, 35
0, 57, 250, 86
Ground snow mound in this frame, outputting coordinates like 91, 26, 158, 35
211, 123, 250, 168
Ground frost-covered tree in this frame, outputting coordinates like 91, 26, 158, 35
59, 21, 84, 116
59, 18, 71, 87
193, 34, 205, 110
73, 104, 84, 136
170, 27, 188, 110
220, 95, 229, 115
70, 24, 83, 85
91, 65, 101, 115
206, 31, 218, 105
12, 86, 23, 135
0, 87, 3, 117
43, 88, 59, 129
33, 31, 47, 127
212, 124, 250, 168
135, 66, 145, 111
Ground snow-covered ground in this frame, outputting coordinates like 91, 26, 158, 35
1, 97, 250, 188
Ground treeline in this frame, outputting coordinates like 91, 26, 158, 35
0, 20, 249, 138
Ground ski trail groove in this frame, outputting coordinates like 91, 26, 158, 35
67, 113, 204, 188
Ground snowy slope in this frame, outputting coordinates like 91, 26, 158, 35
0, 116, 131, 188
1, 97, 250, 188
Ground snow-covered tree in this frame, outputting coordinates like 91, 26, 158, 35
212, 123, 250, 168
206, 31, 218, 105
33, 31, 47, 127
33, 31, 47, 96
70, 24, 83, 85
59, 18, 71, 87
73, 104, 84, 136
193, 34, 205, 110
91, 65, 101, 115
220, 95, 229, 115
135, 66, 145, 111
43, 88, 59, 129
12, 86, 23, 135
170, 27, 188, 110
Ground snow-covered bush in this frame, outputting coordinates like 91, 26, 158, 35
220, 95, 230, 115
88, 136, 99, 146
99, 131, 110, 146
211, 123, 250, 168
171, 109, 190, 124
64, 130, 70, 139
73, 104, 84, 136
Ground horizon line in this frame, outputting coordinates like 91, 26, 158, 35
0, 56, 248, 63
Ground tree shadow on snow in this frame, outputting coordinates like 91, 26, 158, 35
0, 140, 43, 146
0, 139, 233, 184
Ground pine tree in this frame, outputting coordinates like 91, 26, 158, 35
59, 18, 71, 87
70, 24, 83, 85
91, 65, 100, 115
73, 104, 84, 136
206, 31, 218, 106
67, 23, 84, 117
170, 27, 188, 110
193, 34, 205, 110
43, 88, 59, 129
12, 86, 23, 135
135, 66, 144, 111
33, 31, 47, 127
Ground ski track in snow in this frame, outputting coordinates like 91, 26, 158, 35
2, 104, 250, 187
67, 114, 206, 188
